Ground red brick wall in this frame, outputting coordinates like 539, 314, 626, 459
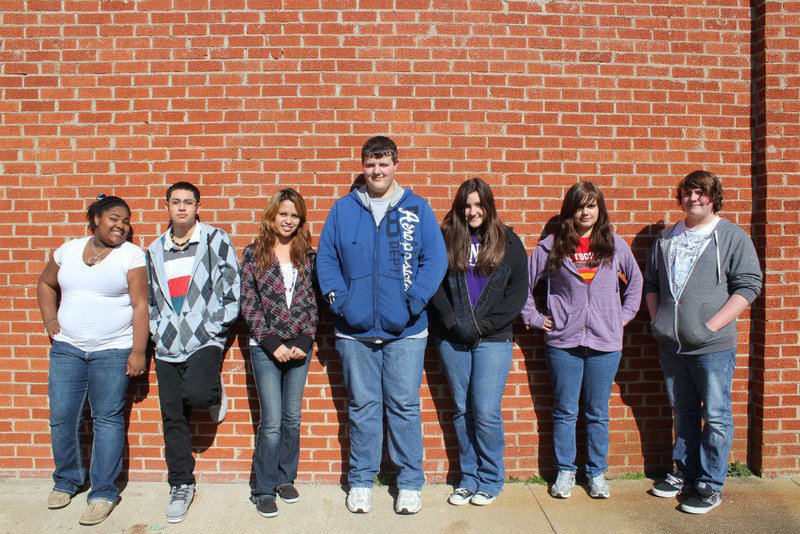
2, 0, 796, 482
749, 0, 800, 477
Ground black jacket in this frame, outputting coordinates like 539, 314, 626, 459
428, 227, 529, 347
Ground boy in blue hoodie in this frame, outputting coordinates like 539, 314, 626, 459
317, 136, 446, 515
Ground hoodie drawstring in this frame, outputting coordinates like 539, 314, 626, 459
714, 230, 720, 285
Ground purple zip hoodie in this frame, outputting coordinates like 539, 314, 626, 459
520, 233, 643, 352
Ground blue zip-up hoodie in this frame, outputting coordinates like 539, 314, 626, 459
316, 184, 447, 340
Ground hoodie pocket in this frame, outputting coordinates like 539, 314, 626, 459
649, 304, 674, 345
378, 273, 411, 335
341, 274, 374, 331
677, 303, 716, 348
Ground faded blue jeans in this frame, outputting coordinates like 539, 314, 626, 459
659, 348, 736, 491
435, 339, 512, 496
249, 344, 312, 501
336, 336, 427, 490
545, 345, 622, 478
48, 340, 130, 503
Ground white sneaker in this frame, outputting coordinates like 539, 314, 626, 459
346, 487, 372, 514
209, 379, 227, 423
394, 489, 422, 515
588, 473, 611, 498
550, 470, 576, 498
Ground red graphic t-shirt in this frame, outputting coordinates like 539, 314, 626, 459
572, 237, 598, 285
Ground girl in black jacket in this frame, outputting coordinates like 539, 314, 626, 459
428, 178, 529, 506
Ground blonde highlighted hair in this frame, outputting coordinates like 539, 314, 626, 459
253, 188, 311, 275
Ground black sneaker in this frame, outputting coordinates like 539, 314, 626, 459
256, 497, 278, 518
680, 482, 722, 514
277, 483, 300, 504
651, 469, 684, 498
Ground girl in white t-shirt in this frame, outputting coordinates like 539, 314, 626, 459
37, 195, 148, 526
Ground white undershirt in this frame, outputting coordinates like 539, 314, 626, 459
52, 237, 145, 351
281, 262, 298, 307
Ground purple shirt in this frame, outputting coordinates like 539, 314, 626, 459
466, 234, 489, 309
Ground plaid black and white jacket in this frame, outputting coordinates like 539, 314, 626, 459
240, 244, 318, 356
146, 222, 241, 361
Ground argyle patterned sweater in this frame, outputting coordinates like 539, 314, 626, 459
146, 222, 241, 362
240, 245, 318, 356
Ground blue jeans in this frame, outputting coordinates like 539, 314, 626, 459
250, 344, 311, 500
545, 345, 622, 478
659, 348, 736, 491
336, 336, 427, 490
435, 339, 512, 496
48, 341, 130, 503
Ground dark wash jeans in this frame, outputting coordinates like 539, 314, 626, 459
154, 345, 223, 487
49, 341, 130, 503
249, 344, 312, 501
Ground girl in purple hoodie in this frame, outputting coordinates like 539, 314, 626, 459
521, 182, 642, 500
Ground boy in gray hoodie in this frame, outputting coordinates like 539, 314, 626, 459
644, 170, 762, 514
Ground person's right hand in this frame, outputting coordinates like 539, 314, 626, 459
273, 344, 292, 363
542, 316, 554, 332
44, 319, 60, 339
289, 346, 307, 360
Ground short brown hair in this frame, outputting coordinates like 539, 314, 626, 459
361, 136, 398, 163
676, 170, 723, 213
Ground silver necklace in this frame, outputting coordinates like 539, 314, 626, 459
86, 238, 110, 265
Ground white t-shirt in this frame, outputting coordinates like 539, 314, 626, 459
53, 237, 146, 351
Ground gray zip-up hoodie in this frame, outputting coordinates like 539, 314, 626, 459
520, 233, 643, 352
644, 217, 762, 355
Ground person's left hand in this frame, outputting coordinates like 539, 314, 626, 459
126, 351, 147, 377
289, 347, 307, 359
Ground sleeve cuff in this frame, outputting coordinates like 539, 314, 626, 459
259, 334, 283, 356
734, 288, 759, 304
286, 334, 314, 355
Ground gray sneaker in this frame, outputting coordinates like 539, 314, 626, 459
588, 473, 611, 498
550, 470, 576, 498
166, 483, 195, 523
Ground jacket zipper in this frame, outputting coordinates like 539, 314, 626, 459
462, 274, 483, 346
580, 277, 590, 346
667, 234, 712, 354
563, 257, 591, 346
373, 217, 382, 337
672, 253, 703, 354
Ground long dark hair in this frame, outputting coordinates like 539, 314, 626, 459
546, 182, 614, 272
253, 188, 311, 276
441, 178, 507, 275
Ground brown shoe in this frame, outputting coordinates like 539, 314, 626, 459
47, 491, 71, 509
78, 500, 116, 526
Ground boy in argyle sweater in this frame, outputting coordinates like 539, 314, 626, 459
146, 182, 240, 523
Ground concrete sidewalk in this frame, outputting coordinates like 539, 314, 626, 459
2, 477, 799, 533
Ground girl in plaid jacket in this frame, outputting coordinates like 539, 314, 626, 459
240, 188, 318, 518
